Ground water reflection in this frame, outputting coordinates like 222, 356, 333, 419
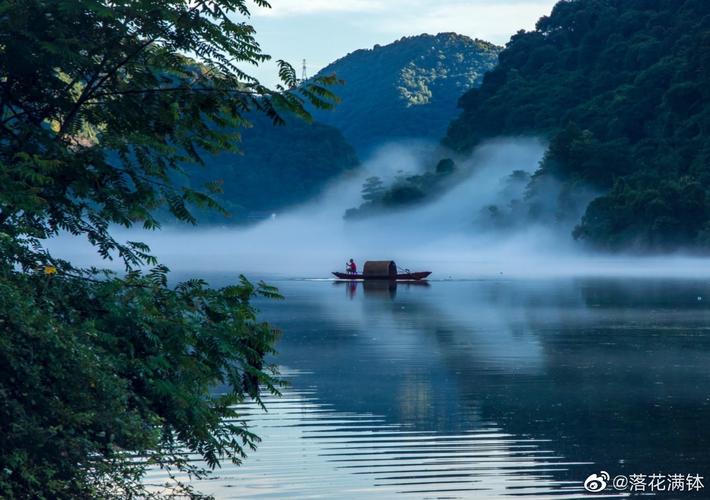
334, 279, 430, 300
158, 278, 710, 498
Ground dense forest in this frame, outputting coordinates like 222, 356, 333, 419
442, 0, 710, 250
312, 33, 500, 156
184, 113, 358, 222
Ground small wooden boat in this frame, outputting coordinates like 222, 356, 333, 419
332, 271, 431, 281
333, 260, 431, 281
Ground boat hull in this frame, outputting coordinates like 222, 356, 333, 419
332, 271, 431, 281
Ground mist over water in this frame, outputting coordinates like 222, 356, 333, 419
52, 138, 710, 278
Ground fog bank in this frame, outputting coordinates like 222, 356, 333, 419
50, 139, 710, 279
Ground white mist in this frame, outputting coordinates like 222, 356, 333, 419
48, 138, 710, 279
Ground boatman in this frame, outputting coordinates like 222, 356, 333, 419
346, 258, 357, 274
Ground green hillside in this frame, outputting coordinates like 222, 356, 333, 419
312, 33, 501, 156
443, 0, 710, 250
185, 113, 359, 223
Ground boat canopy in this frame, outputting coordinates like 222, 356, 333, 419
363, 260, 397, 279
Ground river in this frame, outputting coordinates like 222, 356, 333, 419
145, 276, 710, 498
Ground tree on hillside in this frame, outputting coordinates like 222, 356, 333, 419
361, 176, 386, 202
0, 0, 338, 497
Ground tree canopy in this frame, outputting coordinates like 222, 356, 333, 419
0, 0, 337, 497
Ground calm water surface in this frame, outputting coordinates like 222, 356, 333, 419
149, 278, 710, 498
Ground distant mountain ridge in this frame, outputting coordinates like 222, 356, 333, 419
312, 33, 501, 156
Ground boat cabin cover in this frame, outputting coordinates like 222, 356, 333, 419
363, 261, 397, 279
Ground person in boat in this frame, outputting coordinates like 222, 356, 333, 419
346, 258, 357, 274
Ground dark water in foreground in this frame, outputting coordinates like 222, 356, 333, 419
148, 278, 710, 499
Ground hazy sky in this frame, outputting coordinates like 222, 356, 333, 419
245, 0, 559, 87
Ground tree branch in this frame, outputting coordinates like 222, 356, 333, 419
88, 85, 255, 100
55, 1, 210, 140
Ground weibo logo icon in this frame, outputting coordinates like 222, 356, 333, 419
584, 471, 610, 492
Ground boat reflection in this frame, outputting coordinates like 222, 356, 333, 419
334, 279, 431, 300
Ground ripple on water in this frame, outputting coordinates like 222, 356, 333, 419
146, 389, 624, 499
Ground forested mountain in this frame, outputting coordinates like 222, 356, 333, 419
443, 0, 710, 250
185, 113, 358, 222
312, 33, 501, 156
190, 32, 499, 221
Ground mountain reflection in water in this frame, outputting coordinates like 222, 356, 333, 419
149, 278, 710, 499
